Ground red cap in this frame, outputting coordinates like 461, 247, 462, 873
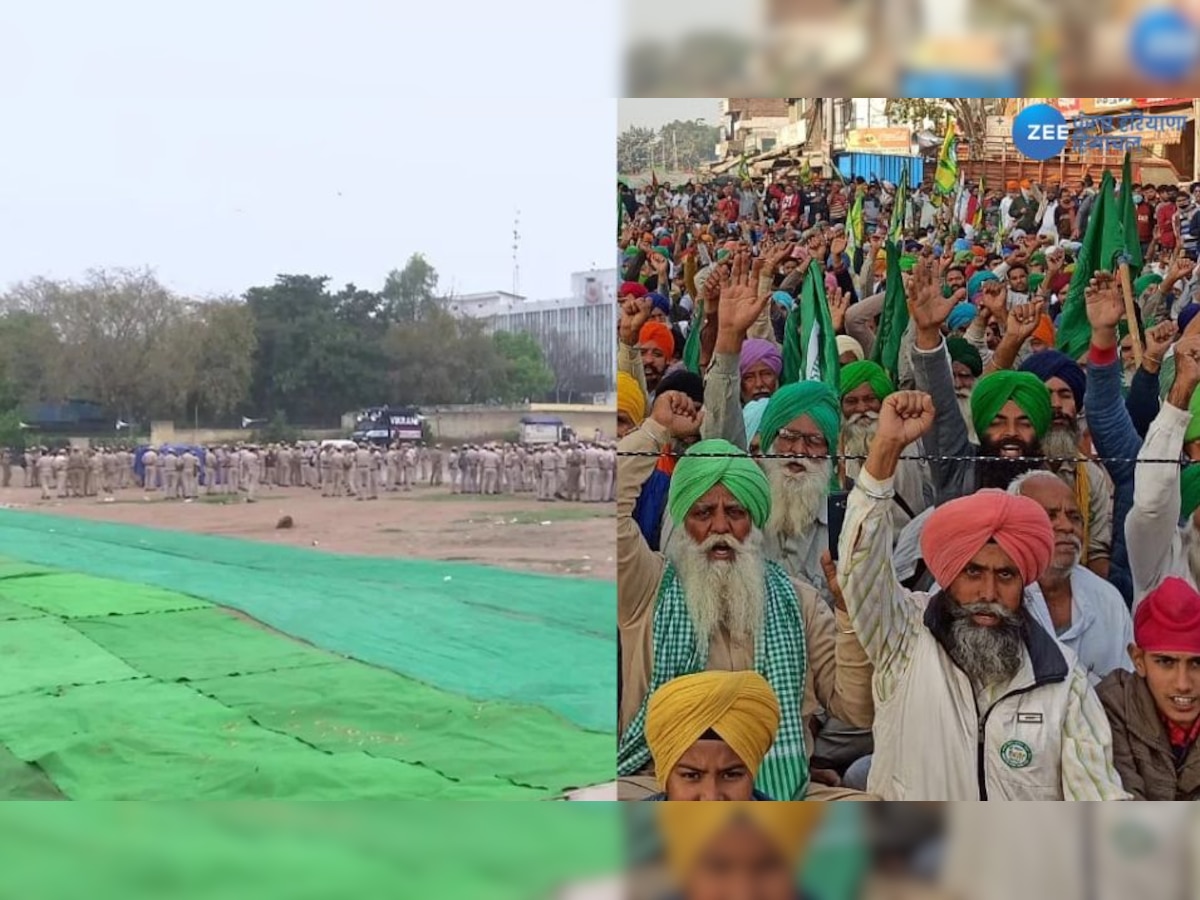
620, 281, 648, 299
1134, 577, 1200, 655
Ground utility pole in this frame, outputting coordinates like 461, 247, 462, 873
672, 130, 678, 171
512, 210, 521, 300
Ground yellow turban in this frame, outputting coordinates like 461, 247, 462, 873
645, 671, 780, 790
616, 371, 646, 427
658, 803, 825, 882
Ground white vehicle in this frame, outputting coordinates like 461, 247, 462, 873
320, 439, 359, 451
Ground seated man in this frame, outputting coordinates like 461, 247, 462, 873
657, 803, 825, 900
644, 670, 780, 801
1097, 577, 1200, 800
839, 389, 1128, 800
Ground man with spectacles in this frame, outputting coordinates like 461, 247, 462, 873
616, 389, 874, 800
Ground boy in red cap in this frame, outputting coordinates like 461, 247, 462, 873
1097, 577, 1200, 799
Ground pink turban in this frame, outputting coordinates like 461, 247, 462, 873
739, 339, 783, 378
920, 489, 1054, 588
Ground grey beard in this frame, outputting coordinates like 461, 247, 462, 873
762, 457, 832, 538
841, 412, 878, 471
1043, 422, 1080, 463
957, 394, 977, 441
665, 529, 766, 646
944, 600, 1025, 688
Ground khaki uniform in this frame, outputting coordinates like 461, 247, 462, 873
430, 447, 444, 486
36, 453, 54, 499
181, 451, 198, 498
242, 448, 260, 500
538, 448, 559, 501
481, 447, 500, 495
53, 452, 68, 498
447, 450, 459, 492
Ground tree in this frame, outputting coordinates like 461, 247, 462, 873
885, 98, 1007, 157
492, 330, 555, 402
617, 125, 657, 175
381, 254, 440, 324
541, 329, 594, 403
884, 98, 951, 133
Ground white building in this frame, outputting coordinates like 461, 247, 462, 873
448, 270, 617, 403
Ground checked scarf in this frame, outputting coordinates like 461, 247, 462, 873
617, 559, 810, 800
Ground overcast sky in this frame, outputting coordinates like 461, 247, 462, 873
618, 99, 723, 132
0, 2, 616, 303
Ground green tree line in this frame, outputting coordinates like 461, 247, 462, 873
0, 254, 555, 429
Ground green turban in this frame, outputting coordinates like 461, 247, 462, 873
1134, 273, 1163, 296
839, 360, 894, 401
757, 382, 841, 453
947, 336, 983, 376
970, 370, 1053, 439
1184, 465, 1200, 520
1030, 251, 1047, 267
899, 254, 918, 272
1027, 273, 1045, 292
667, 439, 771, 528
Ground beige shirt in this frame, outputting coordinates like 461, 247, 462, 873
617, 418, 874, 764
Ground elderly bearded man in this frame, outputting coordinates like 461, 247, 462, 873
839, 389, 1127, 800
617, 390, 874, 801
839, 359, 932, 534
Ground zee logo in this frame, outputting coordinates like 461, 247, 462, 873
1013, 104, 1069, 162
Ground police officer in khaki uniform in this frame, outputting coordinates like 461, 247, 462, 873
181, 448, 198, 498
36, 451, 54, 500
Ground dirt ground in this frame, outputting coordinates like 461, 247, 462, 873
0, 479, 615, 581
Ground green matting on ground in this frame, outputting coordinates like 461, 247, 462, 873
0, 508, 613, 732
0, 804, 622, 899
0, 507, 614, 799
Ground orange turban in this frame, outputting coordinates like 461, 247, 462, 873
638, 322, 675, 359
658, 804, 825, 883
1006, 180, 1019, 191
920, 489, 1054, 588
1031, 314, 1056, 347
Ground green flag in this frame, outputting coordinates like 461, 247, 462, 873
889, 167, 909, 243
846, 188, 864, 256
682, 298, 704, 374
1055, 169, 1126, 360
871, 240, 910, 382
934, 121, 958, 196
782, 263, 841, 394
1119, 150, 1144, 271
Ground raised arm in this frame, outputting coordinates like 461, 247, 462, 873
838, 391, 935, 701
1127, 316, 1200, 603
617, 296, 652, 400
907, 255, 972, 495
617, 392, 701, 626
701, 249, 769, 447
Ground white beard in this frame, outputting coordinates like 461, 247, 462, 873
666, 529, 766, 646
762, 457, 832, 539
841, 412, 878, 481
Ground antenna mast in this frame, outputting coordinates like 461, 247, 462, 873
512, 209, 521, 299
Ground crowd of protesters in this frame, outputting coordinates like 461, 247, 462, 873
615, 161, 1200, 802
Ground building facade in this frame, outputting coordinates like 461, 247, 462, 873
451, 270, 617, 404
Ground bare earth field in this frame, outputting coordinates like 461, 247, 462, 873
0, 481, 615, 581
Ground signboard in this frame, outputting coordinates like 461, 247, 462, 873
844, 128, 912, 154
1082, 97, 1191, 114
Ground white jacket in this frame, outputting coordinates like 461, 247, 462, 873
840, 469, 1130, 801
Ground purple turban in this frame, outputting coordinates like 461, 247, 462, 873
739, 339, 783, 379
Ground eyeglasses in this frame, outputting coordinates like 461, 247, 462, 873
773, 429, 828, 452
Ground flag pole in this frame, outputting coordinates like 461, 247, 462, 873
1117, 252, 1143, 366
